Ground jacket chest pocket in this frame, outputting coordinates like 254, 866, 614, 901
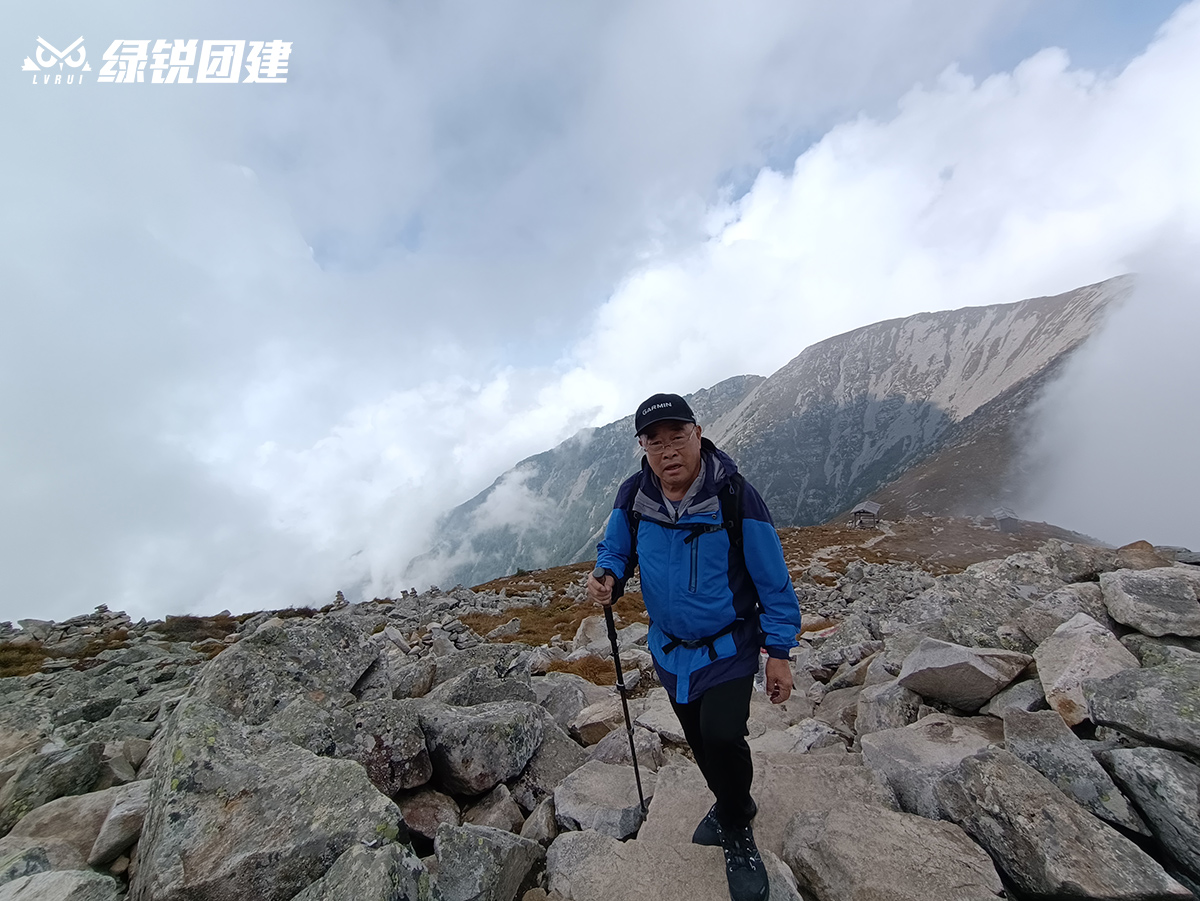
689, 536, 699, 592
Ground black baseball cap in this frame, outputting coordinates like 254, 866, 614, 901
634, 393, 696, 436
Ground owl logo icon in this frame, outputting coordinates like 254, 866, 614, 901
22, 37, 91, 72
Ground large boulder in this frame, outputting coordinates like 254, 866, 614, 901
1100, 568, 1200, 637
0, 871, 123, 901
638, 754, 895, 859
782, 802, 1004, 901
552, 761, 654, 840
0, 744, 104, 837
586, 725, 664, 772
896, 638, 1031, 712
1100, 747, 1200, 882
434, 823, 544, 901
933, 748, 1190, 900
129, 699, 406, 901
532, 674, 610, 732
545, 829, 802, 901
0, 837, 86, 885
425, 665, 537, 708
1034, 613, 1140, 726
463, 785, 525, 833
190, 617, 377, 725
88, 780, 151, 866
396, 788, 459, 841
346, 699, 432, 796
859, 714, 1002, 819
854, 681, 921, 737
1085, 661, 1200, 756
1002, 708, 1147, 834
419, 701, 544, 796
747, 719, 845, 755
509, 710, 591, 814
290, 843, 434, 901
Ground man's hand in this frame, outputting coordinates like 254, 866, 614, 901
587, 571, 615, 606
764, 657, 793, 704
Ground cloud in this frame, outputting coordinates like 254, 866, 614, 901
1017, 246, 1200, 549
1, 2, 1196, 624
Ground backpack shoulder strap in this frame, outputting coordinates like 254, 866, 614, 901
720, 472, 745, 550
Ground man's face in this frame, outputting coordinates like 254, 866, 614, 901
640, 420, 703, 498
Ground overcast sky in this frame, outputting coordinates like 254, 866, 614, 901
3, 1, 1197, 625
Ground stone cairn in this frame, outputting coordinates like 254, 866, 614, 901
1, 539, 1199, 901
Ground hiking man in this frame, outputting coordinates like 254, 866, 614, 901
587, 392, 801, 901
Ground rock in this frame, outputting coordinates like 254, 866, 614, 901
896, 638, 1031, 712
392, 658, 437, 699
397, 788, 460, 841
425, 665, 537, 707
569, 617, 607, 653
569, 698, 632, 746
518, 798, 558, 847
552, 761, 654, 840
1100, 747, 1200, 882
419, 701, 544, 796
128, 699, 406, 901
1084, 661, 1200, 756
859, 714, 1003, 819
190, 617, 377, 725
267, 696, 355, 758
812, 685, 863, 737
545, 829, 802, 901
1008, 582, 1109, 645
290, 842, 434, 901
1119, 633, 1200, 667
434, 823, 544, 901
826, 653, 878, 691
1002, 708, 1148, 834
1115, 540, 1176, 570
487, 619, 522, 640
464, 785, 525, 834
0, 838, 86, 886
933, 748, 1190, 900
1034, 612, 1140, 726
782, 801, 1004, 901
0, 744, 104, 837
88, 780, 151, 866
0, 871, 123, 901
633, 700, 687, 744
748, 719, 844, 755
587, 725, 664, 772
509, 711, 591, 814
532, 674, 609, 732
347, 699, 433, 796
854, 681, 921, 738
638, 754, 895, 859
6, 782, 142, 866
979, 677, 1048, 717
1101, 568, 1200, 637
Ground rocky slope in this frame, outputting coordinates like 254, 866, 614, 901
2, 530, 1199, 900
414, 276, 1129, 588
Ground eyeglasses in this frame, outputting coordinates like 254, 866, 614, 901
640, 427, 695, 455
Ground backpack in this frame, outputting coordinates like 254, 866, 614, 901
612, 471, 749, 661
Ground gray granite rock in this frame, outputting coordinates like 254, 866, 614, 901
980, 677, 1048, 717
509, 710, 591, 814
1085, 661, 1200, 756
397, 788, 459, 841
0, 744, 104, 837
0, 870, 123, 901
1100, 747, 1200, 882
518, 798, 558, 847
290, 842, 434, 901
347, 699, 432, 795
933, 748, 1189, 900
419, 701, 544, 796
129, 699, 405, 901
859, 714, 1002, 819
1101, 568, 1200, 637
782, 801, 1004, 901
464, 785, 525, 833
897, 638, 1031, 712
1002, 708, 1147, 834
854, 680, 921, 737
1034, 612, 1139, 726
586, 725, 664, 772
426, 665, 537, 708
434, 823, 544, 901
553, 761, 654, 840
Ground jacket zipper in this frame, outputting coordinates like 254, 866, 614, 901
689, 534, 698, 592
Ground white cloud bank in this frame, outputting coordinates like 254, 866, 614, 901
2, 2, 1199, 624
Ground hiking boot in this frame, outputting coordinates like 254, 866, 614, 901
721, 823, 769, 901
691, 803, 722, 846
692, 799, 758, 847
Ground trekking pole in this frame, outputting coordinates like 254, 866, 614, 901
603, 591, 647, 815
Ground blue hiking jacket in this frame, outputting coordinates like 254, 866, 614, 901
595, 439, 801, 703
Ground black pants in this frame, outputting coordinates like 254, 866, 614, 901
668, 674, 756, 829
